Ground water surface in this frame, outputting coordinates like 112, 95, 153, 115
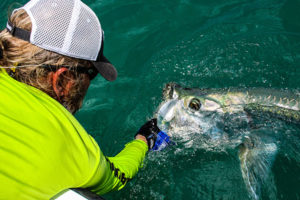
1, 0, 299, 199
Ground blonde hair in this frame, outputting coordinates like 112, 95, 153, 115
0, 9, 92, 113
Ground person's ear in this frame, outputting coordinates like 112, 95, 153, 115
50, 68, 74, 101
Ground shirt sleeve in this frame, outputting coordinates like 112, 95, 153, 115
83, 139, 148, 195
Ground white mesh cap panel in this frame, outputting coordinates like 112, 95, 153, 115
21, 0, 102, 61
68, 4, 102, 61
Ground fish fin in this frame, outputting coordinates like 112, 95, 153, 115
238, 136, 278, 200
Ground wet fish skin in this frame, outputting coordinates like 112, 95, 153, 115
159, 83, 299, 200
244, 89, 300, 112
164, 83, 300, 123
244, 104, 300, 123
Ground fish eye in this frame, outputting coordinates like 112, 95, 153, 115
188, 98, 201, 111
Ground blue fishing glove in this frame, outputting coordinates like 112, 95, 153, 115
136, 118, 172, 151
136, 119, 159, 150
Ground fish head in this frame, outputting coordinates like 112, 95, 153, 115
158, 83, 226, 138
163, 83, 223, 111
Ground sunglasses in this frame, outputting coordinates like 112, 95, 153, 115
42, 65, 98, 80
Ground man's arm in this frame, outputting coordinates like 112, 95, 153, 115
81, 119, 161, 195
82, 139, 148, 195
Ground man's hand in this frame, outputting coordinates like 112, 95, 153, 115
135, 134, 148, 145
135, 119, 160, 150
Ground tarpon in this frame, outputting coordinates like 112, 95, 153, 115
156, 83, 300, 199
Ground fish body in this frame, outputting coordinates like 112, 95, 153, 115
162, 84, 299, 122
157, 83, 300, 199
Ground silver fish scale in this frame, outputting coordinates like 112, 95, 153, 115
244, 89, 300, 112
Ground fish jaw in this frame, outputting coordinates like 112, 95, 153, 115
163, 83, 181, 101
159, 83, 182, 132
157, 99, 178, 125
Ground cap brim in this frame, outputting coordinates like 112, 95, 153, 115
92, 56, 117, 81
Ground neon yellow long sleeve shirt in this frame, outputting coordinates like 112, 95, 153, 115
0, 70, 148, 200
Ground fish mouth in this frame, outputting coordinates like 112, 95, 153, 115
163, 83, 181, 100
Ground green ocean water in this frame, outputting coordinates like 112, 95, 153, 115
1, 0, 300, 199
